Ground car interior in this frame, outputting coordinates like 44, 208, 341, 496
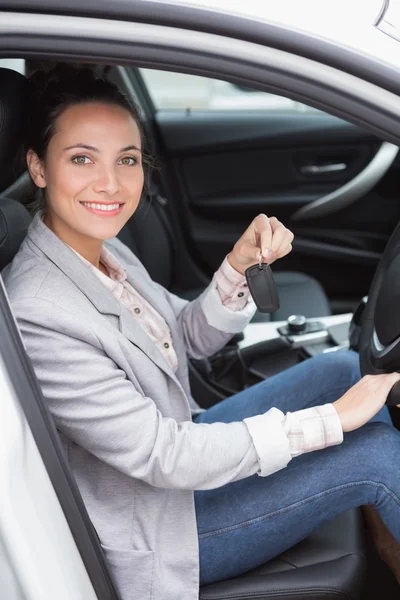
1, 59, 400, 599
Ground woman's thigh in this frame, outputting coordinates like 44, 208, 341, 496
195, 350, 391, 426
196, 422, 400, 586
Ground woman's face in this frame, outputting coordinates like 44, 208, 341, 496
28, 102, 144, 245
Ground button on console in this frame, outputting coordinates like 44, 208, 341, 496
287, 314, 307, 333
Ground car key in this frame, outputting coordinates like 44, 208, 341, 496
245, 256, 280, 313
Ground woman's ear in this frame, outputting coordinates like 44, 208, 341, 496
27, 150, 47, 188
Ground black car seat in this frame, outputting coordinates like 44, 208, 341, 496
0, 66, 367, 600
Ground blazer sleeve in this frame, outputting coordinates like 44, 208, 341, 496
11, 298, 292, 491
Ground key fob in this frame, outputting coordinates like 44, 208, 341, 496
245, 263, 280, 313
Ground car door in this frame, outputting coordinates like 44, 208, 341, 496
133, 68, 400, 313
0, 277, 120, 600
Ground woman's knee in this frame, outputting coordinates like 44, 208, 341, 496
344, 422, 399, 475
365, 421, 399, 450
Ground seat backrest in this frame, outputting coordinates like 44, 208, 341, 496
0, 67, 32, 270
0, 196, 32, 271
0, 67, 30, 191
118, 191, 175, 289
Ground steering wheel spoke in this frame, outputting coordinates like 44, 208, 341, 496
386, 381, 400, 407
359, 225, 400, 403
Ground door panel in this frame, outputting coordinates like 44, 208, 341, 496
181, 145, 374, 220
154, 111, 400, 307
130, 68, 400, 309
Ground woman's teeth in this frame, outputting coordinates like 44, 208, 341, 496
81, 202, 121, 211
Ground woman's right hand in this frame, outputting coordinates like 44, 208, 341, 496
333, 373, 400, 432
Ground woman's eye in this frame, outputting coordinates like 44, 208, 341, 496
119, 156, 137, 166
72, 156, 91, 165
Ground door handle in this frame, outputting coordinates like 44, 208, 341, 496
292, 142, 399, 221
300, 162, 347, 175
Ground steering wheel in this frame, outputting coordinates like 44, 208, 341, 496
359, 219, 400, 406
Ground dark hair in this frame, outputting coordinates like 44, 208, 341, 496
26, 64, 153, 215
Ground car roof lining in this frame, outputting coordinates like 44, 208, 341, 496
1, 0, 399, 97
1, 15, 400, 148
5, 51, 400, 146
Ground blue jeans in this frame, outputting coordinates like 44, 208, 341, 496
194, 350, 400, 586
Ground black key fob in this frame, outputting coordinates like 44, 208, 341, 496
245, 263, 280, 313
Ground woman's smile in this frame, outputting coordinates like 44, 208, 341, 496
79, 201, 125, 217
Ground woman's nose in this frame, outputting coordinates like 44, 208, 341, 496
92, 166, 121, 195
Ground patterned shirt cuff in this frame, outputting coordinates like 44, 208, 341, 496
243, 408, 292, 477
201, 278, 256, 334
215, 256, 252, 311
283, 404, 344, 457
243, 404, 343, 477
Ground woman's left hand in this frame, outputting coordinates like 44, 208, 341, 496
227, 214, 294, 275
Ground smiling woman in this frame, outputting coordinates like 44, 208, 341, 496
24, 64, 152, 267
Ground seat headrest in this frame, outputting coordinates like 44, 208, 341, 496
0, 68, 30, 191
0, 196, 31, 272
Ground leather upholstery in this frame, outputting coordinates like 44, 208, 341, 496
0, 68, 30, 191
200, 509, 366, 599
264, 271, 331, 322
119, 197, 174, 290
0, 196, 31, 270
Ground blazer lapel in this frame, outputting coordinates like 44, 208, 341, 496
124, 263, 177, 333
118, 307, 178, 382
28, 213, 178, 381
120, 262, 184, 379
123, 261, 187, 360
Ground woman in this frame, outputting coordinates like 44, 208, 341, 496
3, 65, 400, 599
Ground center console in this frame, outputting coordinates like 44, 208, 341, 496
190, 312, 355, 407
236, 313, 353, 381
240, 313, 352, 351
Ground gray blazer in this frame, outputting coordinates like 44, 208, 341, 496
3, 213, 263, 600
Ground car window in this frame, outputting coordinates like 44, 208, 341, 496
140, 69, 319, 112
0, 59, 25, 74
